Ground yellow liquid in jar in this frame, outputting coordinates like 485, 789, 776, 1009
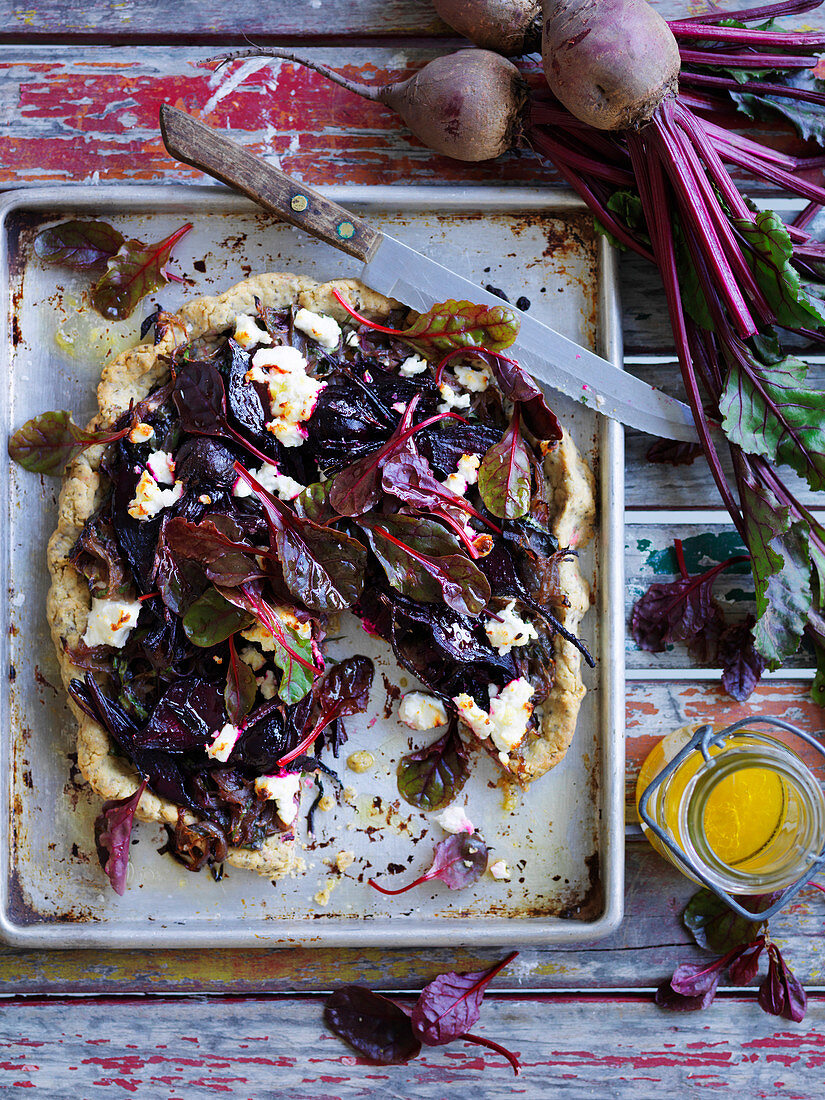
636, 727, 787, 869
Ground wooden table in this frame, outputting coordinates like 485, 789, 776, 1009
1, 2, 824, 1095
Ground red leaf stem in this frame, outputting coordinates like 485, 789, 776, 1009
678, 48, 816, 70
332, 290, 410, 335
674, 1, 822, 25
671, 21, 825, 49
674, 538, 689, 581
368, 873, 429, 895
460, 1033, 521, 1076
680, 70, 825, 108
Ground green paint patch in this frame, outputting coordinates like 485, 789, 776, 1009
647, 532, 750, 575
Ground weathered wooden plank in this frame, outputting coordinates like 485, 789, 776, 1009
0, 992, 822, 1097
2, 0, 824, 40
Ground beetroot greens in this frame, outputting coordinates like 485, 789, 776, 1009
368, 831, 489, 894
93, 777, 148, 895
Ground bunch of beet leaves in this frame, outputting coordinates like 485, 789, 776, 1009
210, 0, 825, 695
324, 951, 520, 1074
657, 887, 807, 1022
10, 286, 585, 887
630, 538, 767, 701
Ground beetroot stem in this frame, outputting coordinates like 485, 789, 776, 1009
680, 70, 825, 108
678, 48, 816, 70
628, 131, 745, 537
671, 21, 825, 49
367, 873, 429, 895
201, 48, 382, 101
676, 0, 822, 25
460, 1033, 521, 1076
711, 137, 825, 207
674, 538, 689, 581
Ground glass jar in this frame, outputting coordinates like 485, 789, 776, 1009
636, 721, 825, 896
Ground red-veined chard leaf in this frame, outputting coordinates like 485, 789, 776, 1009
172, 361, 271, 468
381, 450, 497, 532
759, 944, 807, 1022
734, 210, 825, 331
333, 289, 520, 354
682, 888, 776, 954
34, 219, 125, 271
234, 464, 367, 612
164, 515, 264, 588
277, 654, 374, 767
357, 512, 490, 617
8, 410, 134, 476
293, 479, 335, 523
397, 723, 470, 812
91, 223, 192, 320
720, 345, 825, 492
737, 462, 813, 668
93, 777, 148, 895
181, 586, 254, 647
369, 832, 488, 894
323, 986, 421, 1065
411, 951, 519, 1046
219, 581, 318, 704
225, 635, 257, 726
478, 412, 532, 520
727, 939, 767, 987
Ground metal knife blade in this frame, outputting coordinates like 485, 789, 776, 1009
363, 235, 697, 440
160, 103, 698, 441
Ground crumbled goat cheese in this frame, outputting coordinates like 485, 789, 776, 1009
398, 691, 449, 730
443, 452, 481, 497
127, 470, 183, 520
257, 669, 277, 700
455, 364, 491, 392
239, 646, 265, 672
82, 597, 142, 649
206, 723, 240, 763
241, 609, 312, 651
146, 449, 175, 485
432, 805, 474, 834
438, 382, 472, 412
255, 772, 301, 823
293, 307, 341, 349
453, 677, 535, 756
233, 312, 273, 350
345, 330, 360, 348
128, 421, 154, 444
247, 346, 326, 447
485, 600, 539, 656
490, 859, 511, 881
232, 461, 305, 500
400, 354, 427, 376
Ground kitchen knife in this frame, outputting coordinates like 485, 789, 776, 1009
160, 104, 698, 441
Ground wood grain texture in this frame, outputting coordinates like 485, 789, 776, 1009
2, 0, 824, 40
0, 993, 823, 1097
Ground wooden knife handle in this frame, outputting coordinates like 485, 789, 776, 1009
159, 104, 382, 263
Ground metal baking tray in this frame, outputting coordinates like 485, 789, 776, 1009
0, 183, 625, 948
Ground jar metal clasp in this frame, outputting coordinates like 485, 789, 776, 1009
637, 715, 825, 921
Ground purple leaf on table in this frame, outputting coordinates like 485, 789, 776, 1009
93, 777, 148, 895
8, 410, 135, 477
323, 986, 421, 1065
411, 951, 519, 1046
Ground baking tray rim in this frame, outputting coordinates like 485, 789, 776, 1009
0, 182, 625, 948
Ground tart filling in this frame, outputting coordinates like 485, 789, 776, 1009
47, 274, 595, 880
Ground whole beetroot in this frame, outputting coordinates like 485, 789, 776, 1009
541, 0, 680, 130
206, 47, 527, 163
434, 0, 542, 56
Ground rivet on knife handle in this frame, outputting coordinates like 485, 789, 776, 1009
159, 104, 382, 263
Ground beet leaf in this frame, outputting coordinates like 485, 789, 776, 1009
369, 831, 488, 894
164, 516, 264, 588
136, 677, 226, 753
182, 587, 254, 647
173, 362, 272, 467
734, 211, 825, 329
396, 723, 470, 812
477, 412, 532, 520
332, 289, 520, 354
382, 450, 497, 531
278, 654, 373, 766
9, 410, 134, 476
731, 70, 825, 144
235, 464, 367, 612
91, 223, 192, 320
682, 888, 776, 954
34, 219, 125, 271
718, 616, 767, 702
323, 986, 421, 1065
220, 582, 318, 704
225, 635, 257, 726
93, 777, 148, 895
358, 512, 490, 617
759, 943, 807, 1022
411, 951, 519, 1046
